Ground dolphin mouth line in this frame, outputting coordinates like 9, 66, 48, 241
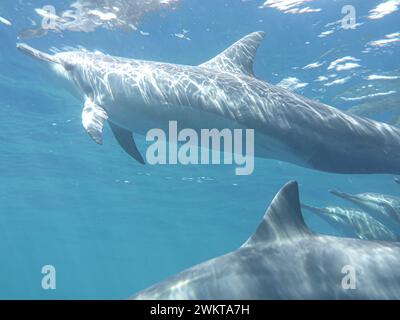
329, 190, 347, 198
16, 43, 59, 64
329, 189, 358, 202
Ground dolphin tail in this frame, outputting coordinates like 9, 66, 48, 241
16, 43, 59, 64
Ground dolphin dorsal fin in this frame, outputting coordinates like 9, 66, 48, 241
199, 31, 266, 77
243, 181, 312, 247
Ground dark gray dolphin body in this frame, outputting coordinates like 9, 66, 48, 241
132, 182, 400, 300
330, 190, 400, 231
302, 204, 399, 241
16, 32, 400, 174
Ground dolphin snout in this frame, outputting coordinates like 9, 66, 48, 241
16, 43, 59, 64
329, 189, 357, 202
330, 189, 345, 197
301, 204, 330, 216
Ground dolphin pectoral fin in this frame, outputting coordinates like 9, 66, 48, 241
109, 122, 145, 165
82, 99, 109, 144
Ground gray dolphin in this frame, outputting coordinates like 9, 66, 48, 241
132, 181, 400, 300
330, 190, 400, 231
302, 204, 399, 241
18, 0, 181, 39
16, 32, 400, 174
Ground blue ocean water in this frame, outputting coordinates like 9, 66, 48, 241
0, 0, 399, 299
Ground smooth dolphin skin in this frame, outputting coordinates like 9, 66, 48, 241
132, 182, 400, 300
301, 204, 399, 241
330, 190, 400, 230
16, 32, 400, 174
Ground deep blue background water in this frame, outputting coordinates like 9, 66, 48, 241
0, 0, 399, 299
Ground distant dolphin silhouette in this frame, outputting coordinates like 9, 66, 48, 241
16, 32, 400, 174
330, 189, 400, 231
18, 0, 180, 39
132, 181, 400, 299
302, 204, 399, 241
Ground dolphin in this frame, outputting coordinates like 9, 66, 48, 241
394, 177, 400, 185
330, 190, 400, 232
16, 32, 400, 174
301, 204, 399, 241
18, 0, 181, 39
132, 181, 400, 300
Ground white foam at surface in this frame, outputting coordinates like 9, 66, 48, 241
366, 75, 400, 80
335, 63, 361, 72
324, 76, 351, 87
277, 77, 309, 91
303, 61, 324, 69
0, 16, 12, 26
341, 91, 397, 101
315, 76, 328, 82
368, 0, 400, 20
367, 32, 400, 47
328, 57, 361, 71
259, 0, 321, 14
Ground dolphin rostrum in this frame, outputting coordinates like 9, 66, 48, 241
132, 181, 400, 300
330, 189, 400, 232
301, 204, 399, 241
16, 32, 400, 174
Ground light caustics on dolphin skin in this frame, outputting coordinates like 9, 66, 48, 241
132, 181, 400, 300
18, 0, 180, 40
301, 204, 399, 242
16, 32, 400, 174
